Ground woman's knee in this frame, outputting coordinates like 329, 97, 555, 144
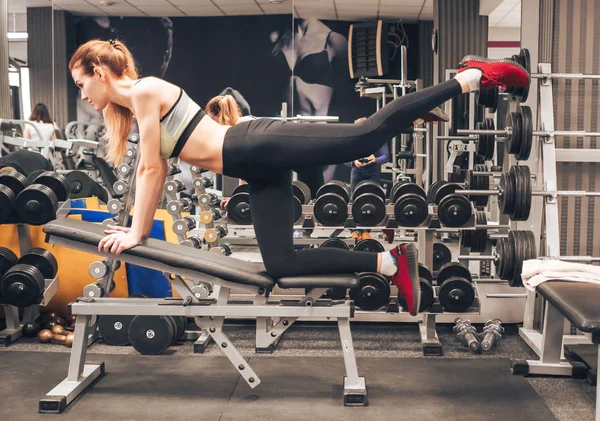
262, 252, 295, 278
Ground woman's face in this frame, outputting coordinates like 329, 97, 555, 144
71, 66, 110, 111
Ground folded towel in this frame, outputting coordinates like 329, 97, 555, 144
521, 259, 600, 291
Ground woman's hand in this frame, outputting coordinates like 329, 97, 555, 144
220, 198, 230, 210
354, 159, 366, 168
98, 225, 141, 255
366, 154, 377, 165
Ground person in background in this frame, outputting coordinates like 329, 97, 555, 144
0, 150, 54, 177
345, 117, 390, 241
23, 103, 58, 142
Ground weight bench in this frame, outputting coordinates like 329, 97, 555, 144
39, 219, 366, 413
511, 280, 600, 420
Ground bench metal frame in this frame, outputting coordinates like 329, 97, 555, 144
39, 234, 367, 413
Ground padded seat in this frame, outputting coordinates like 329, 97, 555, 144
537, 280, 600, 332
43, 219, 359, 291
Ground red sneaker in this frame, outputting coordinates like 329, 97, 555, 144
382, 229, 394, 244
458, 55, 530, 89
389, 243, 420, 316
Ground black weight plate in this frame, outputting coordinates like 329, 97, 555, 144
35, 172, 70, 201
509, 231, 523, 287
427, 180, 447, 204
15, 184, 58, 226
460, 228, 472, 250
476, 122, 487, 157
98, 315, 135, 346
19, 248, 58, 279
65, 171, 95, 199
354, 238, 385, 253
512, 49, 531, 102
501, 235, 514, 281
484, 118, 496, 160
398, 277, 434, 313
439, 277, 475, 313
438, 194, 472, 227
394, 193, 428, 227
475, 164, 490, 207
0, 184, 16, 223
232, 183, 250, 195
0, 247, 18, 276
509, 166, 523, 221
320, 238, 350, 250
519, 165, 532, 221
494, 237, 506, 280
353, 180, 386, 201
505, 111, 521, 155
499, 171, 515, 216
292, 180, 311, 204
352, 193, 386, 226
128, 315, 174, 355
27, 169, 46, 185
314, 193, 348, 226
292, 183, 306, 205
91, 182, 109, 204
393, 182, 427, 203
316, 181, 350, 203
437, 261, 472, 285
1, 264, 44, 307
349, 273, 390, 311
517, 105, 533, 161
418, 263, 433, 284
164, 316, 179, 345
471, 211, 488, 253
0, 170, 28, 196
433, 183, 464, 205
433, 243, 452, 272
293, 195, 303, 224
227, 192, 252, 224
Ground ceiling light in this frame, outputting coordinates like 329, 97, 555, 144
7, 33, 28, 40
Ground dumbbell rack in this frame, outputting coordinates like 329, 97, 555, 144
0, 224, 60, 346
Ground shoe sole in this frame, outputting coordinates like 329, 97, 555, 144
460, 55, 529, 74
402, 243, 421, 315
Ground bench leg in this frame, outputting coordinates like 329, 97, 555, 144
256, 317, 298, 354
337, 318, 367, 406
39, 315, 105, 413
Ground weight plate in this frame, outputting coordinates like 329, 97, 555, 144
394, 193, 428, 227
439, 277, 475, 313
433, 183, 464, 205
324, 288, 347, 300
474, 164, 490, 207
509, 166, 524, 221
19, 248, 58, 279
353, 180, 386, 202
517, 105, 533, 161
316, 181, 350, 203
505, 111, 522, 155
398, 277, 434, 313
227, 192, 252, 224
349, 273, 390, 311
65, 171, 95, 199
499, 171, 515, 216
314, 193, 348, 226
509, 231, 524, 287
352, 193, 386, 226
484, 118, 496, 160
354, 238, 385, 253
471, 211, 488, 253
512, 49, 531, 102
438, 194, 472, 227
427, 180, 447, 204
320, 238, 350, 250
519, 165, 532, 221
27, 169, 46, 185
0, 247, 18, 277
437, 261, 472, 285
476, 122, 487, 157
292, 180, 311, 204
418, 263, 433, 284
35, 172, 70, 202
460, 228, 472, 250
392, 182, 427, 203
433, 243, 452, 272
98, 315, 134, 346
15, 185, 58, 225
0, 170, 28, 196
128, 315, 174, 355
293, 195, 303, 224
0, 184, 16, 223
1, 264, 45, 307
231, 184, 250, 195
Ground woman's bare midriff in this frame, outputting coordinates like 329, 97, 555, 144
177, 115, 229, 174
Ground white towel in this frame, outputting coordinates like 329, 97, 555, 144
521, 259, 600, 291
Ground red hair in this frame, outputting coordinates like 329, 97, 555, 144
205, 95, 241, 126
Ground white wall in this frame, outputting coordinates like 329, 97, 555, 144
488, 26, 521, 58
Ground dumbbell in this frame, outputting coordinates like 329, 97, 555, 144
0, 248, 58, 307
38, 329, 75, 347
480, 319, 504, 351
0, 170, 28, 223
209, 243, 233, 256
0, 247, 18, 303
436, 262, 475, 313
97, 293, 149, 346
128, 315, 185, 355
398, 263, 435, 313
164, 180, 186, 196
64, 170, 97, 199
204, 225, 228, 243
180, 236, 203, 249
167, 163, 181, 176
353, 238, 384, 253
227, 184, 252, 224
453, 318, 481, 353
192, 176, 213, 190
432, 243, 452, 273
200, 208, 224, 225
117, 162, 133, 178
166, 198, 193, 215
196, 192, 219, 208
107, 198, 124, 214
390, 182, 429, 227
292, 181, 311, 224
349, 273, 390, 311
431, 182, 472, 228
88, 260, 121, 279
172, 216, 197, 235
83, 280, 115, 298
314, 181, 350, 226
351, 180, 387, 227
16, 171, 70, 225
460, 211, 488, 253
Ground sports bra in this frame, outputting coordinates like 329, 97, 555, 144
291, 31, 334, 87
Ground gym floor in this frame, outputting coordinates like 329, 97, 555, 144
0, 321, 596, 420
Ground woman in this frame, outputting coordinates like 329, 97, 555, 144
23, 103, 57, 142
70, 39, 529, 316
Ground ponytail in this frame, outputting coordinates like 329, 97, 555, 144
205, 94, 242, 126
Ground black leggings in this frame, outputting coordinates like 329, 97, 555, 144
222, 79, 463, 278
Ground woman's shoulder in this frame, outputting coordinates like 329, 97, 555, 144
133, 76, 179, 94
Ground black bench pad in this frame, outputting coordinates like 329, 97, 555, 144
43, 219, 359, 291
538, 280, 600, 332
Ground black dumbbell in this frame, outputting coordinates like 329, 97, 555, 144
227, 184, 252, 225
351, 181, 387, 227
16, 172, 70, 225
390, 182, 429, 227
437, 262, 475, 313
314, 181, 350, 226
292, 181, 311, 224
0, 248, 58, 307
0, 170, 29, 223
432, 182, 472, 228
349, 273, 391, 311
65, 171, 96, 199
0, 247, 18, 303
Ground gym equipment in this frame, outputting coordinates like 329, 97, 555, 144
353, 238, 384, 253
209, 243, 233, 256
398, 263, 435, 313
292, 180, 311, 205
436, 262, 475, 313
475, 119, 496, 160
351, 181, 386, 226
314, 181, 350, 226
64, 171, 95, 199
507, 48, 531, 102
315, 238, 350, 299
391, 182, 428, 227
431, 182, 472, 227
0, 247, 18, 280
0, 248, 58, 307
432, 243, 451, 271
15, 172, 70, 225
41, 218, 367, 410
38, 329, 75, 347
477, 86, 498, 113
453, 318, 480, 353
0, 170, 28, 223
349, 273, 390, 311
98, 294, 150, 346
480, 319, 504, 351
227, 184, 252, 225
204, 225, 228, 243
466, 164, 490, 207
128, 315, 176, 355
460, 211, 488, 253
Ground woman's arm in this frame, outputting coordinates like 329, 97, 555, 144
23, 128, 31, 139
